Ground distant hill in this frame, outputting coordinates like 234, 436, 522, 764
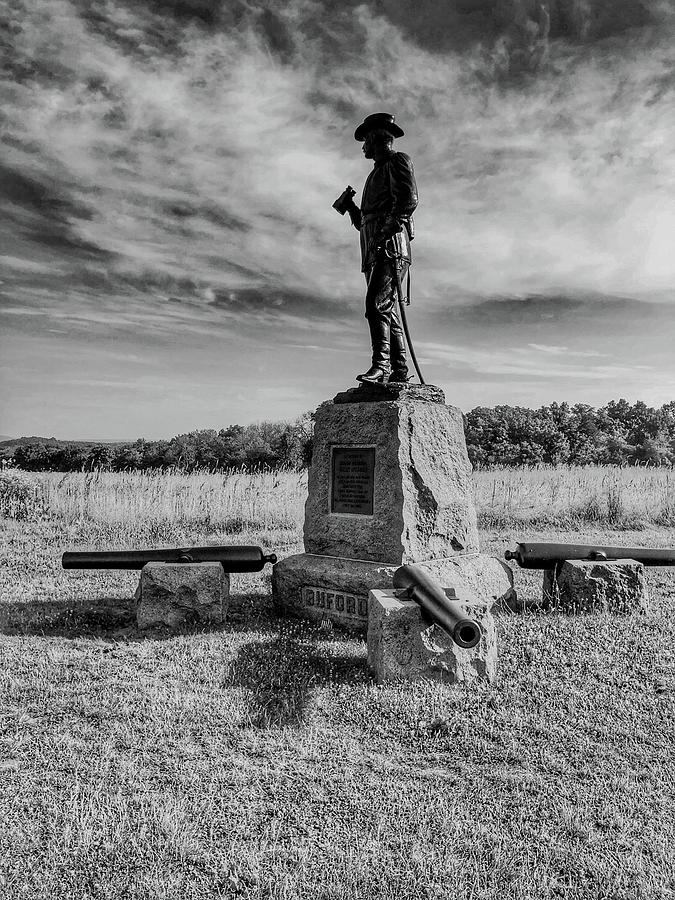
0, 436, 59, 451
0, 436, 124, 451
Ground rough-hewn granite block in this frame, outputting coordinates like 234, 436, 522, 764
304, 391, 479, 564
367, 589, 497, 683
136, 562, 229, 629
420, 554, 516, 613
542, 559, 648, 613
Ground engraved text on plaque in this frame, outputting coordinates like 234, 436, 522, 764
330, 446, 375, 515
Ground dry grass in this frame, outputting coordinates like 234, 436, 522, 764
0, 469, 674, 899
35, 468, 307, 532
4, 464, 674, 533
475, 465, 675, 528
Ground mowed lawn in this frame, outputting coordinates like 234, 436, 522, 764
0, 469, 673, 899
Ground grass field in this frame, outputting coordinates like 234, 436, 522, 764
0, 468, 674, 899
4, 464, 674, 530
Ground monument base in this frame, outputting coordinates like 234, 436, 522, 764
272, 552, 515, 632
367, 589, 497, 683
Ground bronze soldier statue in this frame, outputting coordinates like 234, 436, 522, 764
335, 112, 419, 384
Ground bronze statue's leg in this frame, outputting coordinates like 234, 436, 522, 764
389, 304, 408, 381
389, 261, 409, 380
358, 262, 394, 383
366, 310, 391, 372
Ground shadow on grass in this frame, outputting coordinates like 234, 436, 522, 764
0, 595, 373, 725
0, 589, 280, 639
0, 590, 367, 649
229, 620, 371, 729
0, 597, 137, 638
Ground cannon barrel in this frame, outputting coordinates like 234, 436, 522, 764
62, 545, 277, 572
392, 565, 481, 649
505, 541, 675, 570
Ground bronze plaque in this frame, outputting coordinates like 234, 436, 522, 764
330, 446, 375, 515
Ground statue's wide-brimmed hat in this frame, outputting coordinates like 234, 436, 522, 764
354, 112, 404, 141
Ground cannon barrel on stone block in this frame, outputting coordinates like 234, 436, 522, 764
505, 541, 675, 569
62, 545, 277, 572
392, 565, 481, 649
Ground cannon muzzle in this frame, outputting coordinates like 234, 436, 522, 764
392, 564, 481, 649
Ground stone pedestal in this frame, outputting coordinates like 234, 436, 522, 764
304, 385, 479, 561
272, 383, 516, 631
136, 562, 229, 629
367, 589, 497, 683
542, 559, 648, 613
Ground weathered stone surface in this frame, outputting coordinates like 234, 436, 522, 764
304, 397, 479, 563
136, 562, 229, 629
420, 554, 516, 613
367, 589, 497, 683
272, 552, 397, 630
272, 552, 515, 632
333, 382, 446, 405
542, 559, 649, 613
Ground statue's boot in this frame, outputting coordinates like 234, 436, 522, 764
357, 313, 391, 383
389, 308, 410, 382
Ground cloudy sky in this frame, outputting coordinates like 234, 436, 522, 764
1, 0, 674, 439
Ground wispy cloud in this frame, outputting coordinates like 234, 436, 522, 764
419, 340, 652, 381
3, 0, 674, 312
527, 344, 568, 354
527, 343, 608, 357
1, 0, 674, 435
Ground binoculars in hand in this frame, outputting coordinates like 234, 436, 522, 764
332, 185, 356, 215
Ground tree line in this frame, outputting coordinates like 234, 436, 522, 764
3, 400, 675, 472
3, 416, 313, 473
464, 400, 675, 467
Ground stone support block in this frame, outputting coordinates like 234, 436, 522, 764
542, 559, 649, 613
367, 589, 497, 683
136, 562, 229, 630
272, 552, 515, 632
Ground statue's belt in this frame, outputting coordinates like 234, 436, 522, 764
360, 213, 410, 236
360, 212, 387, 224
